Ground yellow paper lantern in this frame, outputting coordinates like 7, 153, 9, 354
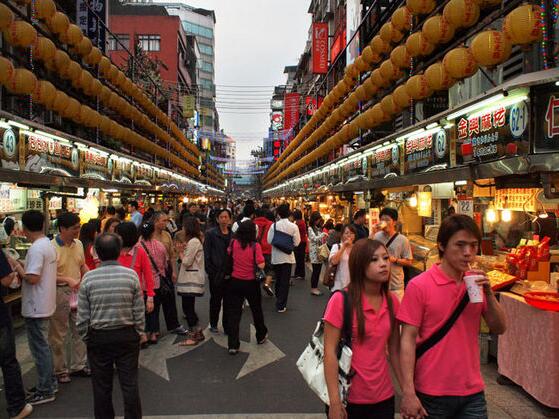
64, 24, 83, 46
3, 21, 37, 48
361, 46, 381, 65
108, 64, 119, 82
78, 69, 94, 92
52, 90, 69, 113
380, 22, 404, 44
371, 103, 391, 123
54, 49, 70, 72
371, 35, 392, 56
98, 56, 111, 76
381, 95, 401, 115
35, 0, 56, 21
32, 36, 56, 61
99, 86, 111, 103
0, 57, 14, 84
391, 7, 412, 31
443, 0, 480, 29
503, 4, 543, 45
390, 45, 412, 68
470, 30, 512, 67
5, 68, 36, 95
406, 0, 436, 15
363, 77, 379, 97
406, 74, 433, 100
0, 4, 14, 30
63, 98, 80, 119
371, 69, 390, 88
347, 92, 360, 108
61, 60, 81, 81
425, 62, 456, 90
443, 47, 478, 79
77, 37, 92, 56
354, 56, 371, 73
393, 85, 412, 108
88, 79, 102, 97
354, 85, 369, 102
406, 32, 435, 57
85, 47, 102, 65
380, 59, 403, 81
47, 12, 69, 35
422, 15, 455, 45
345, 63, 359, 79
99, 116, 111, 133
32, 80, 56, 107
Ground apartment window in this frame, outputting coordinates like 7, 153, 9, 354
137, 35, 160, 52
200, 78, 213, 89
199, 44, 213, 56
108, 34, 130, 51
201, 61, 213, 73
182, 21, 213, 39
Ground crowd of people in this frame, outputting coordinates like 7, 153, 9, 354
0, 198, 509, 419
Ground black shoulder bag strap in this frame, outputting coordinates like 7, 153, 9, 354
140, 242, 162, 278
415, 292, 470, 359
385, 232, 399, 249
341, 290, 353, 350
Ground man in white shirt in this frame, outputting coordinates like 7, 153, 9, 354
267, 204, 301, 312
12, 210, 58, 405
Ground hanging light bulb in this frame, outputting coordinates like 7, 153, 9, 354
486, 205, 498, 223
501, 209, 512, 222
409, 194, 418, 208
539, 211, 549, 219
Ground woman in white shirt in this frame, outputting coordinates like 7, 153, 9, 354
328, 225, 358, 292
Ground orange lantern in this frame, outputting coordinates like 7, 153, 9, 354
381, 95, 401, 115
380, 22, 404, 44
390, 45, 412, 68
3, 21, 37, 48
6, 68, 36, 95
99, 116, 111, 133
371, 69, 390, 88
0, 4, 14, 30
84, 47, 102, 65
63, 98, 80, 119
98, 56, 111, 76
503, 4, 543, 45
370, 35, 392, 56
61, 60, 81, 81
443, 0, 480, 29
361, 46, 381, 65
355, 85, 369, 102
393, 85, 412, 108
405, 74, 433, 100
88, 79, 102, 96
35, 0, 56, 21
52, 90, 69, 113
406, 32, 435, 57
345, 63, 359, 80
99, 86, 111, 103
363, 77, 379, 97
406, 0, 436, 15
53, 49, 70, 72
77, 69, 94, 91
425, 62, 456, 90
64, 24, 83, 46
108, 64, 119, 83
443, 47, 478, 79
0, 57, 14, 84
422, 15, 455, 45
32, 36, 56, 61
391, 6, 412, 31
470, 30, 512, 67
380, 59, 403, 81
32, 80, 56, 107
354, 56, 371, 73
371, 103, 391, 123
47, 12, 69, 35
77, 37, 92, 56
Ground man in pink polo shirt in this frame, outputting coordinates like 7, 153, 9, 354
399, 214, 507, 419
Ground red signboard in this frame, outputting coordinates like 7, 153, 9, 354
330, 29, 346, 63
283, 93, 301, 142
305, 96, 324, 115
312, 22, 329, 74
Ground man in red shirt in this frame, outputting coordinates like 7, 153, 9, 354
399, 214, 506, 419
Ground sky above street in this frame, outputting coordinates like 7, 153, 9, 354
182, 0, 312, 161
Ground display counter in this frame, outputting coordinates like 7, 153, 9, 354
497, 292, 559, 409
408, 234, 438, 273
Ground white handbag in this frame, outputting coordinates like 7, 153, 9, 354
296, 291, 353, 406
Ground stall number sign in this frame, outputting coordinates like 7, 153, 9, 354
456, 101, 529, 164
457, 199, 474, 217
370, 144, 399, 178
404, 129, 448, 174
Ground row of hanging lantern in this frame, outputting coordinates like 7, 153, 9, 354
0, 0, 200, 174
265, 2, 543, 186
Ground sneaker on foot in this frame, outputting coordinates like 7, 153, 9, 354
209, 326, 219, 333
171, 326, 188, 335
11, 403, 33, 419
25, 392, 55, 406
228, 348, 238, 355
26, 386, 58, 395
277, 307, 287, 313
257, 334, 268, 345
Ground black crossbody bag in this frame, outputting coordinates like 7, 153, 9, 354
141, 242, 174, 296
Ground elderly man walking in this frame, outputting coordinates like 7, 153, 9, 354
77, 233, 145, 419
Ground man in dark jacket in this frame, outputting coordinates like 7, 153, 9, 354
204, 208, 232, 333
352, 209, 370, 241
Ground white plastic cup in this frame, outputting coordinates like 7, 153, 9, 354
464, 273, 484, 303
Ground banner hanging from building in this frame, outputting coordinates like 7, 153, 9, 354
76, 0, 107, 52
305, 96, 324, 115
346, 0, 362, 65
283, 93, 300, 142
182, 96, 195, 118
312, 22, 329, 74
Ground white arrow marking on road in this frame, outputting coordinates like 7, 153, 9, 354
139, 326, 285, 381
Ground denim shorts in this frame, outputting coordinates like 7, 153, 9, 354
417, 391, 488, 419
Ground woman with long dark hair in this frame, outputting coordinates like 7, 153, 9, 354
224, 220, 268, 355
323, 239, 401, 419
328, 225, 358, 292
176, 216, 206, 346
307, 212, 327, 296
79, 221, 99, 270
